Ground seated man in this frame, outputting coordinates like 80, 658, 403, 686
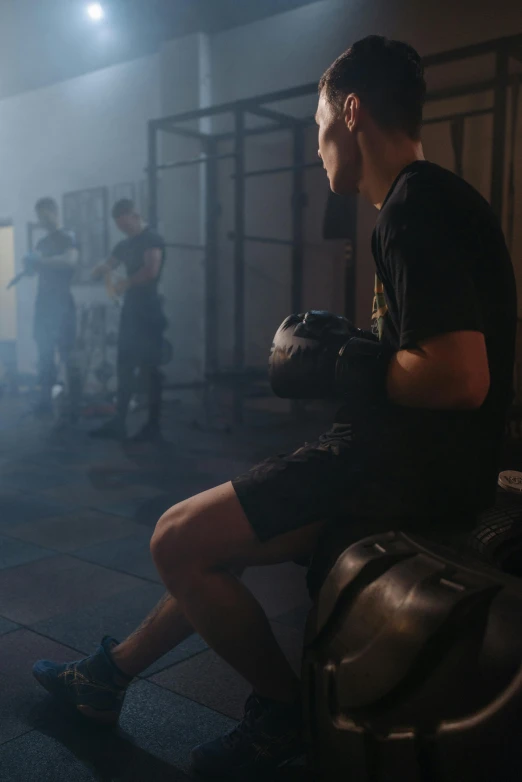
33, 36, 516, 777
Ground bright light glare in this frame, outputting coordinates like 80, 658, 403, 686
87, 3, 104, 22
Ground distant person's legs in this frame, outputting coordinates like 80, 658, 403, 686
56, 302, 82, 426
90, 324, 135, 440
129, 363, 163, 442
130, 308, 166, 442
34, 332, 56, 416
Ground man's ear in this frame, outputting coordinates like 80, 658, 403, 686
343, 93, 360, 132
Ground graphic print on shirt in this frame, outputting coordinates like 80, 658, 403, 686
371, 274, 388, 339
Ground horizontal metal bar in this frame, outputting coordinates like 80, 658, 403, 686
214, 123, 293, 142
151, 153, 236, 172
227, 232, 329, 250
164, 380, 207, 390
228, 232, 293, 247
423, 106, 493, 126
152, 83, 319, 130
165, 241, 205, 252
426, 73, 521, 103
246, 106, 299, 127
159, 125, 209, 140
233, 161, 322, 179
422, 33, 522, 68
214, 116, 317, 143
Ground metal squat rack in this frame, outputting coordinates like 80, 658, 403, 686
147, 33, 522, 425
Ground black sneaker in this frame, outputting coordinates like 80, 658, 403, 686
191, 693, 303, 777
89, 418, 127, 440
32, 636, 131, 725
129, 421, 162, 443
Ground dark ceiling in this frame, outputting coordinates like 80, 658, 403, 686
0, 0, 319, 100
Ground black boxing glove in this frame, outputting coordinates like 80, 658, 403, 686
334, 335, 393, 406
269, 310, 379, 399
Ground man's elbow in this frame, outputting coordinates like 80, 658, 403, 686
454, 373, 490, 410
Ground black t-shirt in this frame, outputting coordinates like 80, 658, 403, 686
350, 161, 516, 519
112, 227, 165, 308
35, 229, 77, 304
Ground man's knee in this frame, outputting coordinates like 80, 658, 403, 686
150, 502, 197, 578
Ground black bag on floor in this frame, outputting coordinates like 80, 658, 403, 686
302, 531, 522, 782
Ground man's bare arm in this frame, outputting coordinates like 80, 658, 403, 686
114, 248, 162, 294
91, 255, 122, 280
387, 331, 490, 411
38, 247, 79, 272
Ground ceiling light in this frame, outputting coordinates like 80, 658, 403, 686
86, 3, 105, 22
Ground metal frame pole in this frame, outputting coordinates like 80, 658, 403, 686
234, 109, 246, 423
291, 125, 306, 315
147, 121, 159, 231
450, 117, 465, 178
204, 137, 219, 375
490, 47, 510, 219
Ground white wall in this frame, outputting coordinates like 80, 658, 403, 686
0, 54, 160, 373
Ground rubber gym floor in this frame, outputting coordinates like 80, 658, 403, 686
0, 393, 320, 781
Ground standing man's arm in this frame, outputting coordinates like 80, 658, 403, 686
36, 247, 79, 272
91, 255, 123, 280
113, 248, 163, 296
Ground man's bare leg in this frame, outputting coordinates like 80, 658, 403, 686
111, 562, 244, 678
33, 479, 320, 736
110, 593, 193, 678
151, 482, 323, 704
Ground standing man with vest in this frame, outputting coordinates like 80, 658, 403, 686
90, 199, 167, 442
31, 197, 81, 423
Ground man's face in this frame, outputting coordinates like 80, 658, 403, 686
36, 207, 58, 231
316, 90, 361, 195
115, 213, 138, 236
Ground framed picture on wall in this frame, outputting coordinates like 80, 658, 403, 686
63, 187, 109, 284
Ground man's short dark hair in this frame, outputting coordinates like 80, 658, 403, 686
319, 36, 426, 139
35, 197, 58, 214
112, 199, 136, 220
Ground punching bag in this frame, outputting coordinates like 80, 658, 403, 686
303, 530, 522, 782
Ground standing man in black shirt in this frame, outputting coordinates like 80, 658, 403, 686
33, 37, 517, 776
90, 199, 166, 441
32, 197, 80, 422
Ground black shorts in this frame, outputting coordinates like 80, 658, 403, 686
232, 418, 477, 596
118, 299, 167, 367
232, 422, 377, 544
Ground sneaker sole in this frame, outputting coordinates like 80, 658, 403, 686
33, 670, 121, 726
76, 704, 120, 725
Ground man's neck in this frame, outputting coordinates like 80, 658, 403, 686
360, 135, 425, 209
129, 221, 146, 238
